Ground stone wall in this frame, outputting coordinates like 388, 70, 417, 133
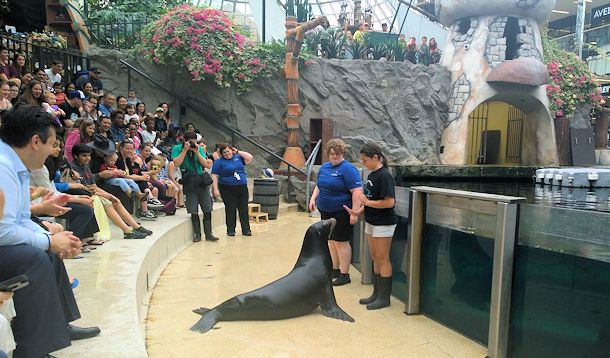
90, 48, 452, 167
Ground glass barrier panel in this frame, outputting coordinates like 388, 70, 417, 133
421, 195, 497, 345
510, 204, 610, 357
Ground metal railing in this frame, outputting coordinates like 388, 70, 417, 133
305, 139, 322, 212
119, 59, 307, 200
407, 186, 525, 358
0, 34, 90, 83
86, 17, 153, 50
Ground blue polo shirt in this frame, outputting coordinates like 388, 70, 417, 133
316, 160, 361, 212
211, 154, 247, 186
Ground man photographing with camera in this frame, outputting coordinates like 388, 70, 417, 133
172, 131, 218, 242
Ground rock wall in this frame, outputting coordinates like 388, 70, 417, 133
89, 48, 451, 166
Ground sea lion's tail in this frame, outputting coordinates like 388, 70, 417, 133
190, 310, 220, 333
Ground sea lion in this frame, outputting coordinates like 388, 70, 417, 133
190, 218, 355, 333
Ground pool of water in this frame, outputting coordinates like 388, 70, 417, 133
399, 180, 610, 213
397, 181, 610, 357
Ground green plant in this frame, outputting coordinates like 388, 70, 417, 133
543, 27, 603, 119
304, 29, 323, 55
139, 5, 283, 94
285, 0, 312, 22
392, 42, 406, 62
320, 28, 346, 59
368, 41, 392, 60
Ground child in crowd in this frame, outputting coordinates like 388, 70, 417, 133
42, 92, 65, 126
140, 116, 157, 145
99, 152, 148, 200
53, 82, 66, 104
124, 104, 138, 123
66, 83, 75, 92
127, 89, 140, 107
147, 156, 177, 215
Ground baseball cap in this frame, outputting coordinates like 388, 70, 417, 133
68, 90, 86, 100
89, 67, 102, 74
155, 107, 164, 112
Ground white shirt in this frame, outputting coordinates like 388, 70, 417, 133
45, 69, 62, 86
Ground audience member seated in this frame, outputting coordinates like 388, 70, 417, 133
43, 91, 66, 126
140, 116, 158, 145
108, 109, 126, 143
96, 115, 114, 142
116, 140, 158, 221
45, 61, 63, 88
75, 68, 103, 97
33, 68, 50, 93
59, 90, 86, 129
0, 105, 100, 357
0, 82, 11, 111
53, 82, 66, 105
98, 92, 116, 117
0, 46, 21, 87
127, 89, 140, 107
69, 144, 151, 239
12, 53, 26, 76
99, 152, 149, 201
7, 81, 18, 106
30, 137, 101, 245
86, 97, 101, 123
17, 79, 44, 107
65, 118, 95, 163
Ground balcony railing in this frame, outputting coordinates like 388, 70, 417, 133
0, 34, 89, 83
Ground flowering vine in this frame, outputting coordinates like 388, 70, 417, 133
542, 27, 604, 119
139, 5, 283, 94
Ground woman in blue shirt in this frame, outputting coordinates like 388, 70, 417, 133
211, 143, 253, 237
308, 139, 362, 286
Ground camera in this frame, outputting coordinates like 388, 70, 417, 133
188, 140, 197, 150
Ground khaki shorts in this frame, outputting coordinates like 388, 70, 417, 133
364, 223, 397, 238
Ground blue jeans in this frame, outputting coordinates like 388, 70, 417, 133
106, 178, 141, 194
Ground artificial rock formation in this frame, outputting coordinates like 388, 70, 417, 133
90, 47, 451, 167
437, 0, 558, 166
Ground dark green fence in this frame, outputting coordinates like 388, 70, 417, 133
86, 17, 154, 50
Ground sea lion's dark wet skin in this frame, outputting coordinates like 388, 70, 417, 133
190, 218, 354, 333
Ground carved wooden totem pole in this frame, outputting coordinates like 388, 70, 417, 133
281, 15, 328, 169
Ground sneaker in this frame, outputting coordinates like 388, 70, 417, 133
124, 230, 148, 239
154, 210, 166, 217
137, 210, 157, 221
135, 226, 153, 236
243, 231, 252, 236
147, 198, 164, 209
332, 273, 351, 286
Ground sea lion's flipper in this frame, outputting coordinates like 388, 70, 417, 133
320, 304, 355, 322
192, 307, 211, 316
319, 284, 355, 322
190, 310, 220, 333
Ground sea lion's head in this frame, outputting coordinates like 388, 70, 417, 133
305, 218, 336, 243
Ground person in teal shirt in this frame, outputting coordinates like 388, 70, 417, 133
172, 131, 218, 242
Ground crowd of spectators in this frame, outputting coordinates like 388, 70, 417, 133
0, 53, 238, 356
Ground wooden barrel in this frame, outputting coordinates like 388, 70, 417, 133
253, 179, 280, 219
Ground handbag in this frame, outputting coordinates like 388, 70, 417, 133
183, 153, 213, 189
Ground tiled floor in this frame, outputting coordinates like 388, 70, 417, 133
146, 212, 486, 358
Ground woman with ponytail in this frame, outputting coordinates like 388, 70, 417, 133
344, 142, 397, 310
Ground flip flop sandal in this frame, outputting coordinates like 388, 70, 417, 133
89, 240, 105, 245
70, 278, 79, 289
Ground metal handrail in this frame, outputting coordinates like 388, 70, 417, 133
305, 139, 322, 211
118, 59, 307, 177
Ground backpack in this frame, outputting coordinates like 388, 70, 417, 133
161, 198, 176, 215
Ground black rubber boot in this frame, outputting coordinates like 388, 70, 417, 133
203, 212, 218, 242
366, 276, 392, 310
359, 274, 380, 305
191, 214, 202, 242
